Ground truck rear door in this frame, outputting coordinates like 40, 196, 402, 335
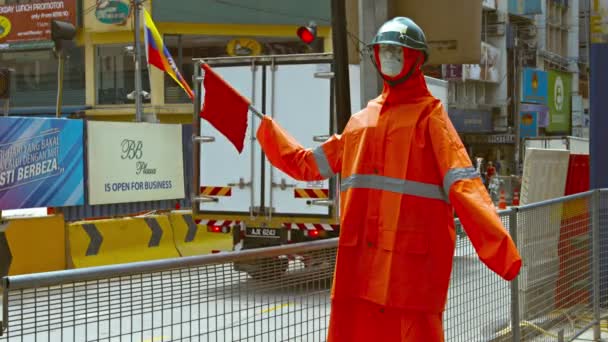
264, 62, 333, 216
199, 65, 262, 214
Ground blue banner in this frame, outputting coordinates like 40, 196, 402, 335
509, 0, 542, 15
520, 111, 539, 138
0, 117, 85, 210
522, 68, 548, 105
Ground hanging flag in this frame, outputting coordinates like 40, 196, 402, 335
200, 63, 251, 153
142, 8, 193, 99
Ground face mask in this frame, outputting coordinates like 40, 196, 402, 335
378, 44, 404, 77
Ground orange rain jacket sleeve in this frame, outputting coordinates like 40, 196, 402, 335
428, 106, 522, 281
256, 115, 343, 182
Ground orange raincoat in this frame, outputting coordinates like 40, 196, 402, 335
256, 67, 522, 341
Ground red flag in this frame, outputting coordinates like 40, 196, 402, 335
200, 64, 251, 153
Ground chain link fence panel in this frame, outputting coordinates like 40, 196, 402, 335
1, 191, 606, 341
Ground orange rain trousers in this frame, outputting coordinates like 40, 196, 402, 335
327, 298, 444, 342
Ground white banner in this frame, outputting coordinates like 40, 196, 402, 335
87, 121, 185, 205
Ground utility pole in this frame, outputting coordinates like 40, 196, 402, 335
133, 0, 143, 122
513, 39, 522, 175
331, 0, 351, 134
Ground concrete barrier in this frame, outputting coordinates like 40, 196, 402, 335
169, 211, 233, 256
68, 215, 179, 268
0, 215, 66, 276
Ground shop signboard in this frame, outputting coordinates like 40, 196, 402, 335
547, 70, 572, 133
509, 0, 543, 15
522, 68, 548, 105
591, 0, 608, 43
520, 111, 538, 138
84, 0, 149, 32
226, 38, 262, 56
521, 49, 538, 67
464, 134, 516, 145
95, 0, 130, 25
443, 64, 463, 81
521, 103, 549, 127
0, 0, 76, 51
448, 108, 493, 133
0, 117, 85, 210
87, 121, 185, 205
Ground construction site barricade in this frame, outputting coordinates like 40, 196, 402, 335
556, 154, 591, 308
0, 215, 66, 277
68, 215, 179, 268
169, 211, 234, 256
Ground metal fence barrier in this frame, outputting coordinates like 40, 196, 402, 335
1, 190, 607, 341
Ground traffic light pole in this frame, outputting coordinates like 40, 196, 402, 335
133, 0, 143, 122
331, 0, 351, 134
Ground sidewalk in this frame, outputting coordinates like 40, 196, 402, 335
573, 327, 608, 341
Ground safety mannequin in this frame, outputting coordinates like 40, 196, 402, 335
256, 17, 522, 341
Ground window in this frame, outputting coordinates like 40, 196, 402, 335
546, 0, 568, 56
163, 34, 324, 104
95, 43, 151, 105
0, 48, 85, 107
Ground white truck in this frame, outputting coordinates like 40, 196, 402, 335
191, 53, 448, 278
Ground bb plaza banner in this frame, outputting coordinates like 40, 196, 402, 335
87, 121, 185, 205
0, 117, 84, 210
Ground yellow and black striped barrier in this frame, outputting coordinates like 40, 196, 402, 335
169, 211, 233, 256
68, 215, 179, 268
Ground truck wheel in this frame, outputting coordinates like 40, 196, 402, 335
247, 257, 289, 280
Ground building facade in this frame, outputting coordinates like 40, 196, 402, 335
442, 0, 582, 176
0, 0, 331, 122
0, 0, 585, 177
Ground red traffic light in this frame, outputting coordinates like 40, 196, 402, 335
297, 22, 317, 44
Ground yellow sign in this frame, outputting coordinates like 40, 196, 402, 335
226, 38, 262, 56
0, 16, 11, 39
592, 0, 608, 43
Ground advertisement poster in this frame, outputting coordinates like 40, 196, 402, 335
522, 68, 548, 105
520, 111, 539, 139
0, 117, 84, 210
87, 121, 185, 205
0, 0, 76, 50
547, 70, 572, 133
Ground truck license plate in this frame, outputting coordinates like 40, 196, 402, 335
246, 227, 279, 238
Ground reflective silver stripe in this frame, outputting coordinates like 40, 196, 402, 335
443, 167, 481, 195
341, 174, 447, 202
312, 145, 334, 178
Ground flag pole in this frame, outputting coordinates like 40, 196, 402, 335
248, 105, 264, 119
133, 0, 143, 122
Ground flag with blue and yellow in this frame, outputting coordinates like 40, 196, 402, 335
143, 8, 193, 99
